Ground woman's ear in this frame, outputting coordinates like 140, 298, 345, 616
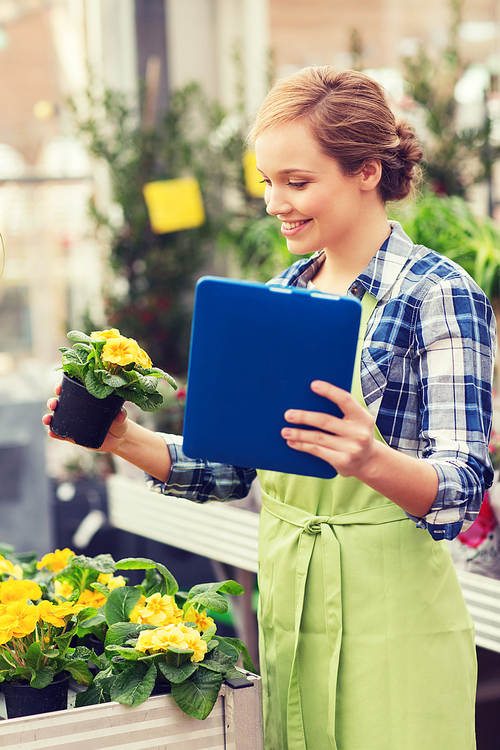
358, 160, 382, 192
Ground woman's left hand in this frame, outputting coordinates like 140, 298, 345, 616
281, 380, 376, 477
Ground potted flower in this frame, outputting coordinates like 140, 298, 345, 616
50, 327, 177, 449
36, 548, 126, 652
74, 557, 258, 720
0, 577, 98, 718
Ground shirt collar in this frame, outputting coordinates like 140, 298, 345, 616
357, 221, 416, 301
286, 221, 416, 299
276, 221, 416, 300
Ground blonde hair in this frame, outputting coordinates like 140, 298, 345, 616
249, 66, 423, 202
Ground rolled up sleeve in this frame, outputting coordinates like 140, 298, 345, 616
407, 278, 496, 540
145, 433, 257, 503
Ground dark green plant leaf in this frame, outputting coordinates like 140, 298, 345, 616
67, 330, 93, 342
24, 642, 44, 672
157, 658, 197, 683
171, 669, 223, 720
211, 638, 240, 664
115, 558, 178, 596
105, 644, 141, 660
101, 372, 129, 388
65, 659, 94, 686
104, 585, 143, 626
183, 580, 243, 614
30, 667, 56, 689
85, 370, 114, 399
110, 661, 156, 706
217, 636, 259, 674
71, 554, 116, 574
165, 647, 194, 668
75, 671, 114, 706
115, 387, 163, 412
105, 621, 146, 647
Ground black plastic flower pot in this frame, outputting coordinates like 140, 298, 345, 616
50, 373, 125, 450
2, 673, 70, 718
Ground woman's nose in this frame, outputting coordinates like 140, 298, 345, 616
265, 187, 292, 216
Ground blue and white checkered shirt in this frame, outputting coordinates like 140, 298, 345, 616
148, 222, 496, 541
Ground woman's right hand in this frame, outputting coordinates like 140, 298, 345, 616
42, 383, 130, 453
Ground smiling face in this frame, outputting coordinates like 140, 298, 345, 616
255, 120, 370, 258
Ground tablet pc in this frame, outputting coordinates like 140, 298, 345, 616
182, 276, 362, 479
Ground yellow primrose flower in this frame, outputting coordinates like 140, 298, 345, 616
54, 580, 74, 600
0, 579, 42, 604
37, 548, 74, 573
77, 589, 106, 609
0, 556, 23, 580
97, 573, 127, 591
38, 600, 79, 627
102, 336, 140, 367
135, 347, 152, 368
150, 624, 188, 651
135, 629, 156, 653
183, 607, 215, 633
90, 328, 121, 341
180, 626, 208, 663
0, 600, 39, 642
129, 595, 146, 623
137, 593, 183, 627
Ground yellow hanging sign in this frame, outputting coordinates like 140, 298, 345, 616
243, 151, 265, 198
142, 177, 205, 234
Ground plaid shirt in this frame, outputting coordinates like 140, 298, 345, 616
148, 222, 496, 541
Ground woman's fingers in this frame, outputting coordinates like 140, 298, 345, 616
281, 380, 375, 476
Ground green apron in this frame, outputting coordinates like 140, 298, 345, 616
257, 292, 477, 750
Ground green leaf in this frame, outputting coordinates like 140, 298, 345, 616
149, 367, 178, 390
104, 585, 142, 626
101, 372, 129, 388
171, 669, 223, 720
217, 636, 258, 674
24, 642, 44, 672
30, 667, 56, 689
67, 330, 92, 342
65, 659, 94, 686
110, 662, 156, 706
73, 343, 92, 353
76, 606, 100, 624
53, 632, 74, 656
105, 621, 147, 647
115, 558, 178, 596
211, 638, 239, 665
105, 644, 141, 661
115, 388, 163, 412
157, 658, 197, 683
75, 670, 113, 706
165, 647, 194, 668
71, 554, 116, 574
85, 370, 114, 398
183, 580, 243, 615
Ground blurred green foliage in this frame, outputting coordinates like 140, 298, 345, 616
392, 192, 500, 301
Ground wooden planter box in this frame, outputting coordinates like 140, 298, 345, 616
0, 673, 262, 750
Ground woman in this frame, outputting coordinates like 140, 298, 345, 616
45, 67, 496, 749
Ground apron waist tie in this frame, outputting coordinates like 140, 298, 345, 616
261, 492, 408, 750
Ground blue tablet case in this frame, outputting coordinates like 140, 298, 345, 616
182, 276, 362, 479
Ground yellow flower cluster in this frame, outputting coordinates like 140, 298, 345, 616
53, 572, 127, 609
37, 548, 74, 573
91, 328, 152, 369
132, 593, 183, 627
0, 585, 80, 645
135, 623, 208, 663
0, 555, 23, 581
129, 593, 215, 634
